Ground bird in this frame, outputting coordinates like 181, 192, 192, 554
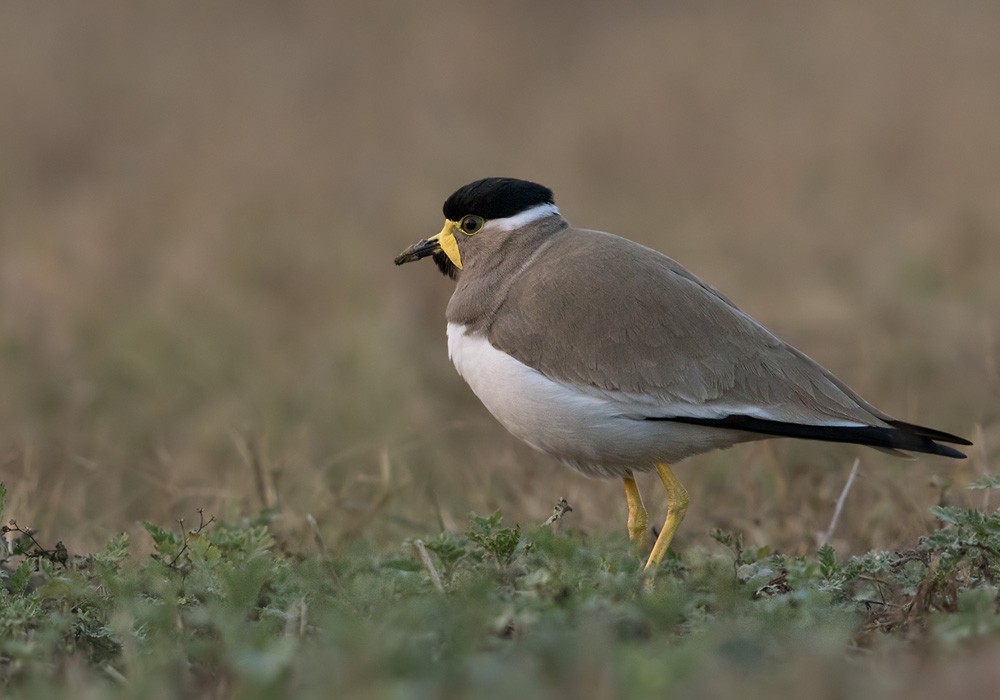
394, 177, 971, 571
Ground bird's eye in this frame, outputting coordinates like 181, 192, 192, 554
458, 215, 485, 235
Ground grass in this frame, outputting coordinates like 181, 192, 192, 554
5, 480, 1000, 699
0, 478, 1000, 698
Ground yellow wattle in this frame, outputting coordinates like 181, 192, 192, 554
432, 220, 462, 269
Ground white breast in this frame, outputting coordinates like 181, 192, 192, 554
446, 323, 756, 478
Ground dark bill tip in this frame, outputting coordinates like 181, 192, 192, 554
394, 239, 439, 266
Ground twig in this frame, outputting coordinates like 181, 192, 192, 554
284, 597, 308, 637
819, 458, 860, 547
3, 520, 67, 566
412, 539, 444, 593
166, 509, 216, 568
857, 574, 890, 605
103, 665, 128, 686
856, 599, 904, 609
974, 424, 990, 512
541, 498, 573, 528
230, 430, 278, 510
305, 513, 328, 558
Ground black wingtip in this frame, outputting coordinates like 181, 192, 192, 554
887, 419, 973, 447
654, 414, 970, 459
931, 444, 968, 459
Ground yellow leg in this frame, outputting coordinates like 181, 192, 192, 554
644, 462, 689, 572
622, 472, 649, 550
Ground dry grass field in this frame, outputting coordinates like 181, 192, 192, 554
0, 3, 998, 695
2, 1, 995, 551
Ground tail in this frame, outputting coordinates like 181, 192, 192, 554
656, 415, 971, 459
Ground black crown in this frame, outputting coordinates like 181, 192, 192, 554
443, 178, 555, 221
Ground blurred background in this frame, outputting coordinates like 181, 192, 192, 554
0, 1, 996, 555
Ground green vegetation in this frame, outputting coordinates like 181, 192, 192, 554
4, 480, 1000, 699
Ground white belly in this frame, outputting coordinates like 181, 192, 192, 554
446, 323, 753, 478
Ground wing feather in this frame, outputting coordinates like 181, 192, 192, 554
487, 228, 890, 427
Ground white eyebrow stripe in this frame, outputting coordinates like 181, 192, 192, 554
487, 203, 561, 231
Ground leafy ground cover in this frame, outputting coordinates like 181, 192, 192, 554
3, 479, 1000, 699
